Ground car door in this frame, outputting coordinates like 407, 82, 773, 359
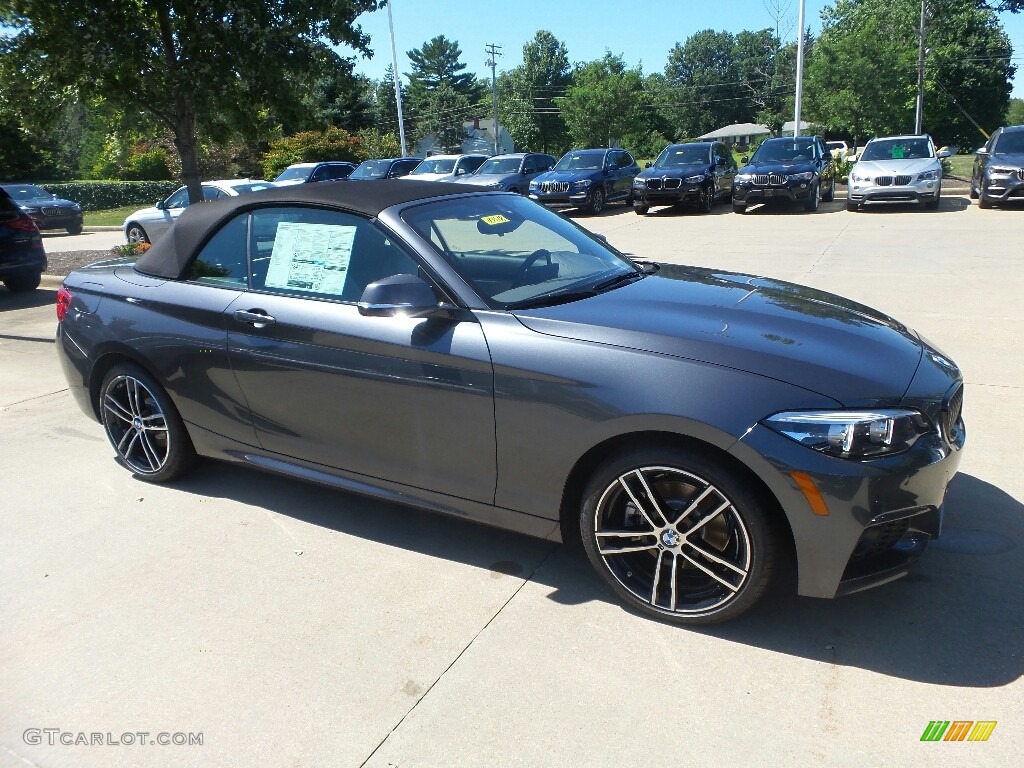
224, 205, 497, 503
715, 143, 736, 196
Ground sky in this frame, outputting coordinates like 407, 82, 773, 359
348, 0, 1024, 98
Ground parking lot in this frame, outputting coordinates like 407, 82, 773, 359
1, 194, 1021, 767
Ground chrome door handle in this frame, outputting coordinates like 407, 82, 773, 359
233, 309, 276, 327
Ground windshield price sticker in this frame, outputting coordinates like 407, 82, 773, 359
481, 214, 510, 226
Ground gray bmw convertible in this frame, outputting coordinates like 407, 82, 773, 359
55, 181, 965, 624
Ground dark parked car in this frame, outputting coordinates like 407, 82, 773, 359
0, 187, 47, 292
732, 136, 836, 213
632, 142, 736, 215
348, 157, 422, 180
529, 148, 639, 213
1, 183, 83, 234
274, 161, 357, 185
971, 125, 1024, 208
456, 152, 557, 193
56, 181, 965, 625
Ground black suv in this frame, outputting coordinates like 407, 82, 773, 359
971, 125, 1024, 208
529, 148, 640, 214
632, 142, 736, 214
348, 158, 422, 180
0, 187, 47, 292
732, 136, 836, 213
274, 162, 357, 185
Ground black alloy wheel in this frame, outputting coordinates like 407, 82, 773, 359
99, 363, 196, 482
587, 187, 605, 215
580, 447, 780, 625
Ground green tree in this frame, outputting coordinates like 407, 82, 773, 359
805, 0, 1014, 148
1008, 97, 1024, 125
498, 30, 571, 153
406, 35, 483, 111
416, 82, 473, 152
556, 53, 646, 148
664, 30, 741, 137
0, 0, 381, 202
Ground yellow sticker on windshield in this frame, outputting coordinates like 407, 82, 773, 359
481, 214, 510, 225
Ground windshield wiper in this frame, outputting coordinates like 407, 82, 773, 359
593, 269, 648, 292
506, 290, 598, 310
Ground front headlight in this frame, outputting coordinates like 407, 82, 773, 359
850, 172, 870, 183
917, 170, 939, 181
735, 172, 754, 181
572, 179, 591, 189
528, 181, 539, 190
632, 178, 645, 187
763, 409, 931, 459
987, 166, 1015, 176
789, 171, 814, 181
684, 174, 706, 184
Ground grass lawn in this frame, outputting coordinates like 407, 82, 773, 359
82, 205, 138, 227
945, 154, 975, 179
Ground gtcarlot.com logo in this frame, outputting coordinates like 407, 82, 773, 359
920, 720, 997, 742
23, 729, 203, 747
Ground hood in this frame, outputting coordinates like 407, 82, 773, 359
535, 168, 603, 183
637, 162, 710, 180
512, 264, 924, 406
274, 178, 307, 187
741, 159, 816, 175
854, 157, 938, 176
17, 195, 78, 208
458, 173, 519, 187
402, 172, 451, 182
989, 152, 1024, 167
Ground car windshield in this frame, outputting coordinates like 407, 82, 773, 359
476, 157, 522, 175
3, 184, 51, 200
350, 160, 392, 179
227, 182, 276, 194
274, 167, 312, 182
994, 131, 1024, 154
653, 145, 710, 168
401, 195, 640, 310
860, 138, 934, 161
412, 158, 457, 175
750, 140, 817, 163
553, 152, 605, 171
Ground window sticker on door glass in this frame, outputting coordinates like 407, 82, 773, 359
265, 222, 356, 295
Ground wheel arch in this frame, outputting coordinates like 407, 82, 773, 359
558, 430, 796, 568
125, 221, 149, 241
87, 346, 165, 420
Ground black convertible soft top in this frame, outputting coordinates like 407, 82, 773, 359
134, 179, 478, 279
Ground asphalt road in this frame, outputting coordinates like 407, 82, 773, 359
1, 194, 1020, 767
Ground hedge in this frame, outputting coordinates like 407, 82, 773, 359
38, 181, 181, 211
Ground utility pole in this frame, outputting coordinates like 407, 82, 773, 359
485, 43, 502, 155
386, 0, 407, 156
915, 0, 927, 134
793, 0, 806, 137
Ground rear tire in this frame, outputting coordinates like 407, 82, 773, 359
99, 363, 196, 482
3, 272, 42, 292
579, 446, 781, 625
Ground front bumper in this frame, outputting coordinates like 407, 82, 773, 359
529, 187, 596, 208
31, 211, 83, 231
633, 179, 704, 207
981, 172, 1024, 202
732, 180, 815, 205
729, 411, 965, 600
848, 178, 940, 206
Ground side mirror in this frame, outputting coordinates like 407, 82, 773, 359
644, 162, 652, 169
358, 274, 440, 318
975, 147, 989, 155
155, 200, 166, 210
455, 167, 467, 176
937, 149, 952, 159
741, 156, 749, 164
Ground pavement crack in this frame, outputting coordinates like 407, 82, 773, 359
807, 217, 854, 274
1, 389, 69, 410
0, 333, 55, 344
357, 544, 559, 768
0, 743, 44, 767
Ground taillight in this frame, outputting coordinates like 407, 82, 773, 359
56, 286, 73, 322
9, 215, 39, 233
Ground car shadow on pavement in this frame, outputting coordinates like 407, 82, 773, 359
642, 203, 735, 218
851, 195, 972, 214
0, 287, 57, 311
740, 200, 847, 215
170, 463, 1019, 687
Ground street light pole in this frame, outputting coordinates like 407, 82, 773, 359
386, 0, 407, 156
793, 0, 806, 137
915, 0, 927, 134
485, 43, 502, 155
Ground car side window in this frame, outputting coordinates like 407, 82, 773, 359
522, 158, 536, 174
311, 166, 329, 182
164, 188, 190, 209
184, 213, 249, 286
202, 187, 224, 201
619, 151, 635, 169
248, 207, 420, 303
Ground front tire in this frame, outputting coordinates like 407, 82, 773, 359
126, 223, 150, 245
732, 200, 746, 214
67, 224, 83, 235
803, 182, 820, 212
579, 447, 780, 625
586, 187, 605, 215
699, 185, 714, 213
978, 189, 992, 209
969, 182, 979, 200
822, 178, 835, 202
99, 363, 196, 482
3, 272, 42, 292
634, 203, 649, 215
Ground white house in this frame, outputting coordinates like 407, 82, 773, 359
416, 117, 515, 157
697, 120, 812, 147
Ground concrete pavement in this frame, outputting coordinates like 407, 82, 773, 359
42, 228, 125, 253
1, 194, 1020, 767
